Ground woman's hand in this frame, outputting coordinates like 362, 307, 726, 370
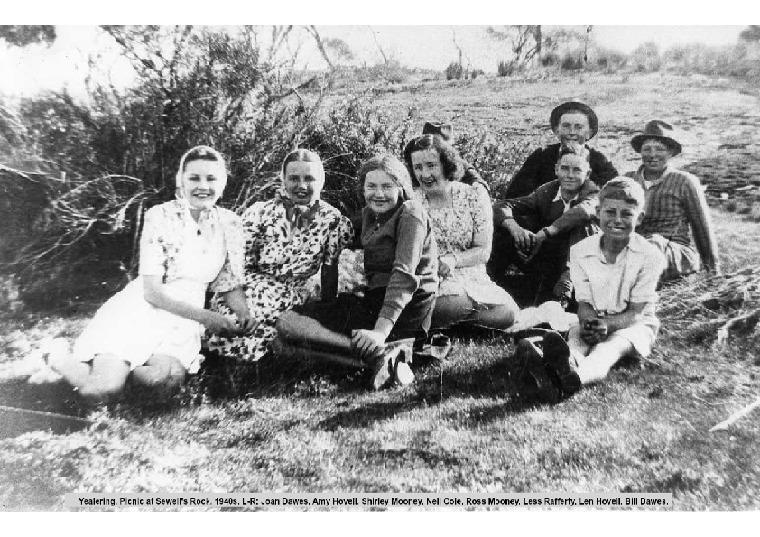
438, 254, 457, 278
351, 329, 387, 362
201, 311, 240, 335
234, 308, 257, 334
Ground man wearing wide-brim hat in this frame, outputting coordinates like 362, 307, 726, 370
502, 101, 618, 198
626, 120, 720, 280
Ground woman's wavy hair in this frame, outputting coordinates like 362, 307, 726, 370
358, 153, 415, 201
403, 134, 464, 187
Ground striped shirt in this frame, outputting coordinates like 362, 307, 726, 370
627, 165, 720, 272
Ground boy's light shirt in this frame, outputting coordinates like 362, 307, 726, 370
570, 233, 664, 317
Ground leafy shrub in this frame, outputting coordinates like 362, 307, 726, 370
497, 60, 515, 77
630, 41, 661, 73
662, 42, 759, 78
560, 51, 584, 71
454, 131, 540, 198
445, 61, 464, 80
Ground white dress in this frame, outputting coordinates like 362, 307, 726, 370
73, 201, 240, 373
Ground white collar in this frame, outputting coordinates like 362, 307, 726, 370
552, 188, 580, 206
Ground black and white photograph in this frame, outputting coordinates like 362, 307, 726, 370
1, 9, 760, 516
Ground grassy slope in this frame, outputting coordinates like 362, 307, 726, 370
2, 75, 760, 511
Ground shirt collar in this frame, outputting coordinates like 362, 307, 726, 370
577, 232, 648, 259
635, 164, 673, 189
552, 187, 580, 205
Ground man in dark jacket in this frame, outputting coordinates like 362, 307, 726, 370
503, 101, 618, 198
489, 147, 600, 306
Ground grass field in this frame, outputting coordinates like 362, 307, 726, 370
1, 73, 760, 511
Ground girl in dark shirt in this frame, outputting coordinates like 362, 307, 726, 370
274, 153, 438, 389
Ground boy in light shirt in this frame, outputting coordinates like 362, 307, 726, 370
516, 177, 665, 402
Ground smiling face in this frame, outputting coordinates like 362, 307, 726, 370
596, 198, 644, 243
411, 149, 447, 194
640, 139, 673, 176
555, 112, 592, 149
179, 159, 226, 212
363, 170, 402, 215
555, 153, 590, 196
283, 160, 324, 205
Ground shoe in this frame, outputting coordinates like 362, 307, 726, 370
513, 337, 559, 404
393, 361, 415, 386
369, 352, 395, 391
542, 331, 582, 398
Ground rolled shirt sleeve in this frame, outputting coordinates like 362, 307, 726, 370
629, 248, 666, 304
569, 243, 592, 304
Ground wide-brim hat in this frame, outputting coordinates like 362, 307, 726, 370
630, 120, 682, 156
550, 101, 598, 139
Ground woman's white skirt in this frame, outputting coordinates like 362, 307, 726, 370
72, 277, 206, 374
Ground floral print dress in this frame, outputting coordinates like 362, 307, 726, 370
209, 197, 353, 362
420, 181, 514, 306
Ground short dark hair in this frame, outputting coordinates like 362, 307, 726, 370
403, 134, 464, 186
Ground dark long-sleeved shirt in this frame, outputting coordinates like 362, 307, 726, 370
493, 179, 600, 234
504, 143, 618, 198
360, 201, 438, 325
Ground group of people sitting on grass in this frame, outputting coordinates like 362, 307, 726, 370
42, 100, 721, 405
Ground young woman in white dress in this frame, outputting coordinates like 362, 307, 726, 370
51, 146, 253, 400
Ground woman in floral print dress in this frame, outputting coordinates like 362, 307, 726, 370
208, 149, 353, 362
51, 146, 251, 400
405, 134, 519, 329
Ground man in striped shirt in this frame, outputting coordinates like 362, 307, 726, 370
626, 120, 720, 281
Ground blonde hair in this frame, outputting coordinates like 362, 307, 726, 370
175, 145, 227, 189
599, 177, 645, 208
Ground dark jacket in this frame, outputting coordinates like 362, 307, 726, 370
493, 179, 600, 236
504, 143, 618, 198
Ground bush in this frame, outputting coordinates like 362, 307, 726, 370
454, 131, 540, 198
560, 51, 584, 71
2, 27, 422, 309
662, 42, 759, 78
497, 60, 515, 77
630, 41, 661, 73
445, 61, 464, 80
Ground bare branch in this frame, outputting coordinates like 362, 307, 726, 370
367, 26, 389, 65
304, 25, 335, 71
